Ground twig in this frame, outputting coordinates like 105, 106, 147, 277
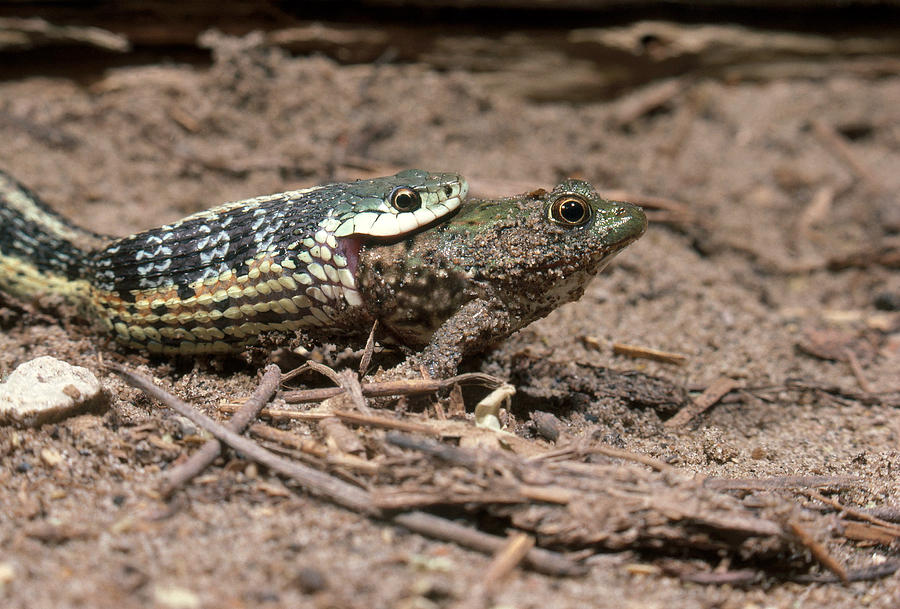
586, 444, 680, 475
332, 410, 441, 437
704, 475, 860, 491
797, 185, 836, 237
843, 348, 874, 394
612, 78, 685, 127
248, 423, 327, 458
785, 378, 899, 407
665, 377, 739, 428
600, 189, 693, 217
479, 532, 535, 598
386, 432, 480, 469
612, 342, 688, 365
806, 490, 900, 536
306, 360, 344, 387
218, 403, 331, 421
447, 383, 466, 417
220, 403, 442, 437
250, 424, 379, 474
280, 362, 311, 384
644, 209, 695, 226
158, 364, 281, 498
792, 560, 900, 583
0, 16, 130, 52
359, 320, 378, 377
788, 520, 848, 584
867, 506, 900, 523
337, 368, 372, 415
826, 241, 900, 271
280, 372, 504, 403
841, 521, 899, 545
106, 362, 377, 515
391, 511, 585, 577
678, 570, 759, 585
321, 417, 366, 456
809, 118, 882, 192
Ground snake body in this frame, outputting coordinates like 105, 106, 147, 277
0, 170, 467, 355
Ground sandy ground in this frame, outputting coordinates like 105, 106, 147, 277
1, 29, 899, 609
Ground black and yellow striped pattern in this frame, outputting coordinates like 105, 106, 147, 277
0, 169, 467, 354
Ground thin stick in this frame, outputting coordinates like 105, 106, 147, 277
250, 424, 380, 474
333, 410, 441, 437
788, 520, 849, 584
306, 360, 344, 387
485, 534, 535, 584
386, 432, 480, 469
704, 475, 860, 491
586, 444, 680, 475
218, 403, 332, 421
158, 364, 281, 498
797, 185, 835, 237
679, 570, 759, 585
106, 363, 377, 515
807, 490, 900, 536
280, 372, 504, 403
665, 377, 739, 428
391, 511, 584, 577
793, 560, 900, 584
810, 118, 881, 191
843, 348, 874, 394
612, 342, 688, 365
249, 423, 327, 458
601, 189, 692, 216
359, 320, 378, 377
218, 403, 442, 436
841, 521, 898, 545
338, 368, 372, 415
280, 362, 311, 383
470, 532, 535, 604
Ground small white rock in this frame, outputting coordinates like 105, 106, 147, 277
153, 585, 201, 609
0, 356, 105, 427
0, 562, 15, 591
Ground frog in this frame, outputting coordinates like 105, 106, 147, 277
352, 178, 647, 377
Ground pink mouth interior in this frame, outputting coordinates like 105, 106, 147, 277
336, 237, 362, 276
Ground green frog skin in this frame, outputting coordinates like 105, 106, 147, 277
355, 179, 647, 377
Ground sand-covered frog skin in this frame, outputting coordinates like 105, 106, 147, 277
356, 179, 648, 377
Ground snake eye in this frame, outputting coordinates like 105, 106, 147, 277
549, 195, 591, 227
390, 187, 422, 212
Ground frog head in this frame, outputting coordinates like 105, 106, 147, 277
441, 179, 647, 315
355, 179, 647, 358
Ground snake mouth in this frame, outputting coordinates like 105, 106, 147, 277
333, 193, 464, 240
352, 194, 464, 243
335, 237, 363, 278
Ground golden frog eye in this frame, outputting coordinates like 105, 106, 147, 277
390, 187, 422, 212
549, 195, 591, 227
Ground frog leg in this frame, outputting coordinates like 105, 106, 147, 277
405, 298, 514, 378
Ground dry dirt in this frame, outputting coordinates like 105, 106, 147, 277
1, 28, 899, 609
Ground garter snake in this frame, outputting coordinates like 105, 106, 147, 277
0, 169, 467, 355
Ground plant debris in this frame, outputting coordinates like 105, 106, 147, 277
104, 359, 898, 589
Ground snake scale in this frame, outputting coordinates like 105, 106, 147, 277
0, 169, 467, 356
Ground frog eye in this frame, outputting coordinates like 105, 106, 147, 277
390, 187, 422, 212
549, 195, 591, 227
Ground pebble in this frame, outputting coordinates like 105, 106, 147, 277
531, 411, 562, 443
153, 585, 201, 609
0, 356, 105, 427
